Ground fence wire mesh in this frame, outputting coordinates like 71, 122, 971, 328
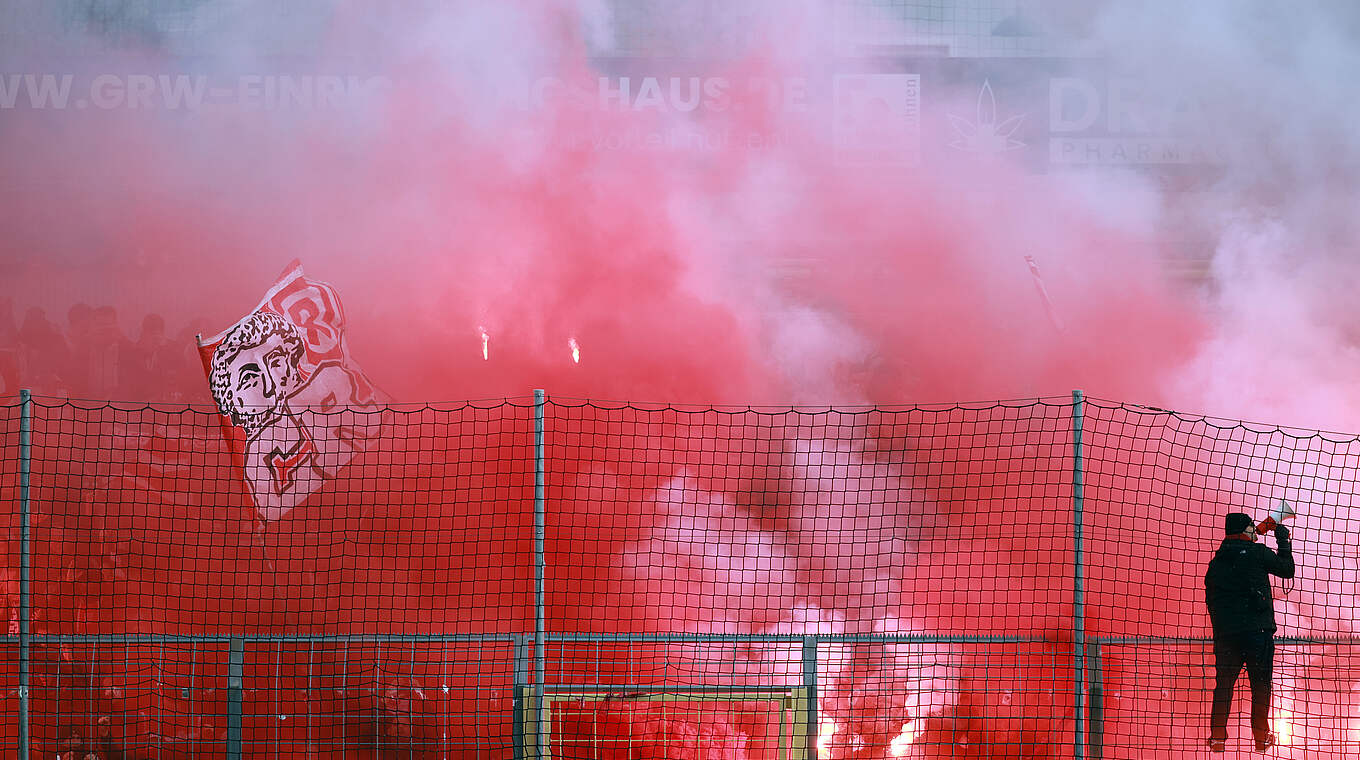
0, 392, 1357, 758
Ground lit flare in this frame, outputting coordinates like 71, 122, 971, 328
817, 719, 839, 759
1274, 705, 1293, 745
888, 720, 921, 757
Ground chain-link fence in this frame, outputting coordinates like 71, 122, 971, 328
1, 390, 1357, 757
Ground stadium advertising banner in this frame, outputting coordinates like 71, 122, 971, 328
1, 57, 1225, 173
520, 56, 1227, 173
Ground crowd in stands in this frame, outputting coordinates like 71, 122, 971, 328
0, 300, 208, 403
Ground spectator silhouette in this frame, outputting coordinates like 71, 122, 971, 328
124, 313, 173, 400
0, 300, 18, 396
6, 303, 211, 401
0, 299, 15, 346
19, 307, 70, 395
66, 303, 95, 397
89, 305, 130, 399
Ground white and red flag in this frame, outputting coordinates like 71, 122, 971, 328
198, 261, 386, 520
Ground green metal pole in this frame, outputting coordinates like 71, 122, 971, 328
1088, 641, 1103, 759
18, 389, 31, 760
801, 638, 817, 760
513, 635, 528, 760
228, 638, 243, 759
1072, 390, 1086, 760
533, 390, 547, 758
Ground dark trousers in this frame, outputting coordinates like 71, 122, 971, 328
1210, 630, 1274, 742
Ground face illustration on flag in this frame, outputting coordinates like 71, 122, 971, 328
199, 261, 386, 520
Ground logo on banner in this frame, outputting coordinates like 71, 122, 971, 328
200, 261, 386, 520
948, 79, 1026, 155
1048, 77, 1226, 166
833, 74, 921, 167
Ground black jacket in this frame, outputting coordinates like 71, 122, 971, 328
1204, 535, 1294, 636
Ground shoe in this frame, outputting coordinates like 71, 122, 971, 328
1207, 738, 1226, 753
1256, 733, 1276, 751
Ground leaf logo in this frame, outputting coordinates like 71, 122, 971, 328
948, 79, 1026, 154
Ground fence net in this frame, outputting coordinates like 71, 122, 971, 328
0, 393, 1357, 758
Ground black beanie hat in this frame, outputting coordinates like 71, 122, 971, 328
1225, 512, 1253, 535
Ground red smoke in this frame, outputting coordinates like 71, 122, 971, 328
2, 1, 1356, 758
0, 1, 1207, 407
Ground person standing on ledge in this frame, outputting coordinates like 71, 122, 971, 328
1205, 511, 1295, 753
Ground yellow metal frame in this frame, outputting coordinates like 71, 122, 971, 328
519, 686, 809, 760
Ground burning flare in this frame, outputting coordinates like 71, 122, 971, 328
569, 337, 580, 363
479, 326, 490, 361
817, 719, 839, 759
888, 720, 921, 757
1274, 704, 1294, 746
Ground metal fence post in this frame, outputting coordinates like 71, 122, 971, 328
228, 638, 244, 760
512, 635, 530, 760
18, 389, 31, 759
1088, 641, 1103, 759
533, 390, 547, 758
1072, 390, 1087, 760
802, 638, 817, 760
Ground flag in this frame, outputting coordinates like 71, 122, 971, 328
198, 261, 386, 520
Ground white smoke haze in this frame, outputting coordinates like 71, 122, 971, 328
1053, 0, 1360, 430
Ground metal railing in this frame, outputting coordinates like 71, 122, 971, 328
10, 630, 1360, 757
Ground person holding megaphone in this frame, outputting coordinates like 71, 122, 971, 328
1204, 500, 1296, 753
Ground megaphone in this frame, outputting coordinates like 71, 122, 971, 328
1257, 499, 1296, 534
